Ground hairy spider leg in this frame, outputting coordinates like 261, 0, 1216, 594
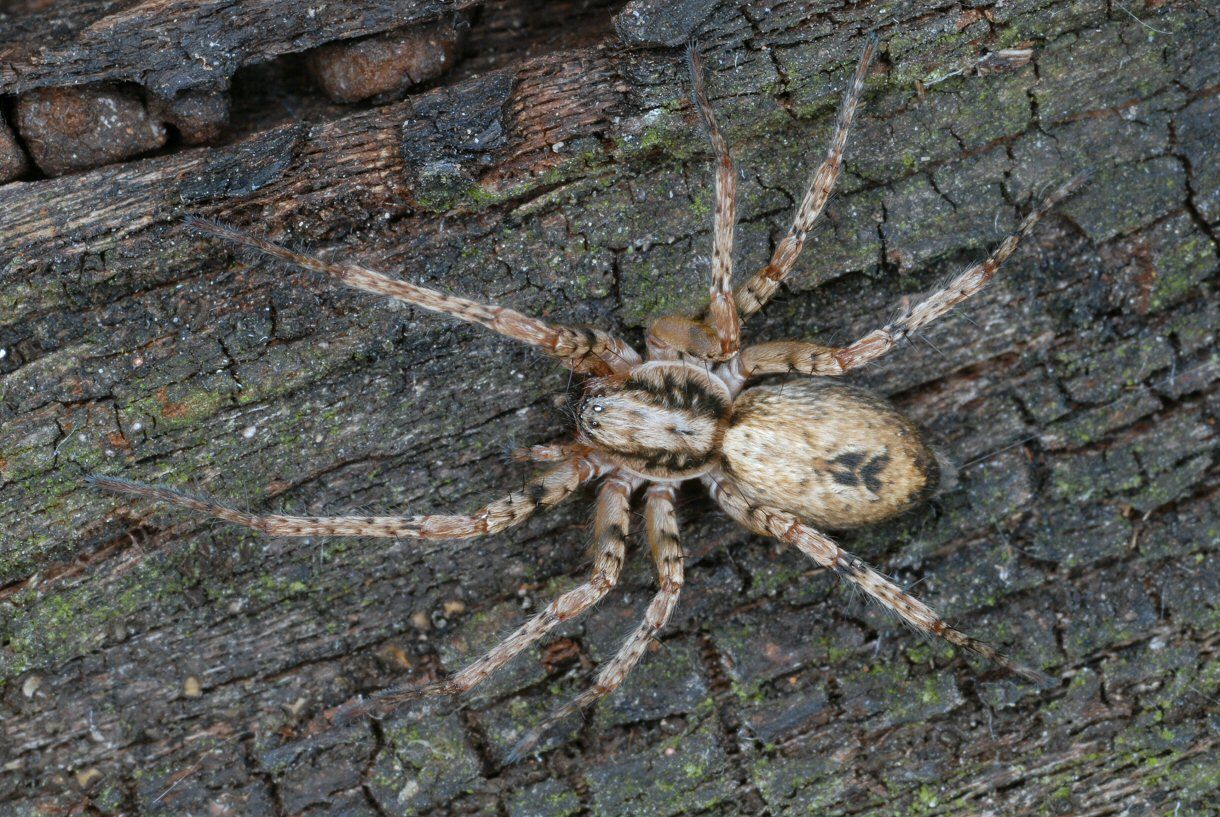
88, 453, 608, 539
507, 482, 685, 762
511, 442, 592, 463
736, 172, 1088, 378
184, 216, 640, 376
645, 45, 746, 363
334, 473, 638, 724
704, 472, 1050, 685
734, 34, 878, 320
689, 43, 741, 359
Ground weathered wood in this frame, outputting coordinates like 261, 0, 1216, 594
1, 1, 1217, 815
0, 0, 481, 97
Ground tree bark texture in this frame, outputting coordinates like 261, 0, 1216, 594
1, 1, 1217, 815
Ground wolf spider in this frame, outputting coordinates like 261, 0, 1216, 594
93, 36, 1082, 761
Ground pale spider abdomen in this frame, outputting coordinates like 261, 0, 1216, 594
721, 381, 939, 529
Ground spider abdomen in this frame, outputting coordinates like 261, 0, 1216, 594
721, 381, 939, 529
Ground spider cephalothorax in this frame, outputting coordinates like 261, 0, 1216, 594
92, 35, 1083, 761
577, 361, 732, 479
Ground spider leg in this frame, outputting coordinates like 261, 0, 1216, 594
734, 35, 877, 321
184, 217, 639, 376
507, 482, 683, 762
647, 44, 749, 363
645, 315, 721, 361
334, 472, 638, 723
704, 472, 1050, 685
736, 173, 1088, 378
88, 452, 610, 539
689, 44, 741, 360
737, 338, 842, 378
510, 442, 590, 464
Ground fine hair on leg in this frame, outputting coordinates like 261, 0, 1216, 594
184, 216, 639, 375
703, 472, 1049, 685
506, 482, 685, 761
736, 172, 1089, 378
829, 173, 1088, 373
333, 472, 640, 723
88, 453, 609, 540
687, 43, 741, 359
734, 34, 878, 320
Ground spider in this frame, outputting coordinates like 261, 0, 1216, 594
92, 36, 1082, 762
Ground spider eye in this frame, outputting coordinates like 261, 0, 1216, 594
588, 419, 600, 428
592, 404, 604, 413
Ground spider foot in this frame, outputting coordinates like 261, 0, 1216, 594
1004, 659, 1056, 690
504, 725, 548, 765
504, 699, 584, 764
328, 680, 453, 726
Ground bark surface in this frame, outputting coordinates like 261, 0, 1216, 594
1, 1, 1217, 815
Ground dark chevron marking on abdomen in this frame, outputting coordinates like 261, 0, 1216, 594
828, 450, 891, 494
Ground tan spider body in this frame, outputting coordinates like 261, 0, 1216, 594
578, 361, 937, 530
721, 381, 939, 529
92, 36, 1084, 762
